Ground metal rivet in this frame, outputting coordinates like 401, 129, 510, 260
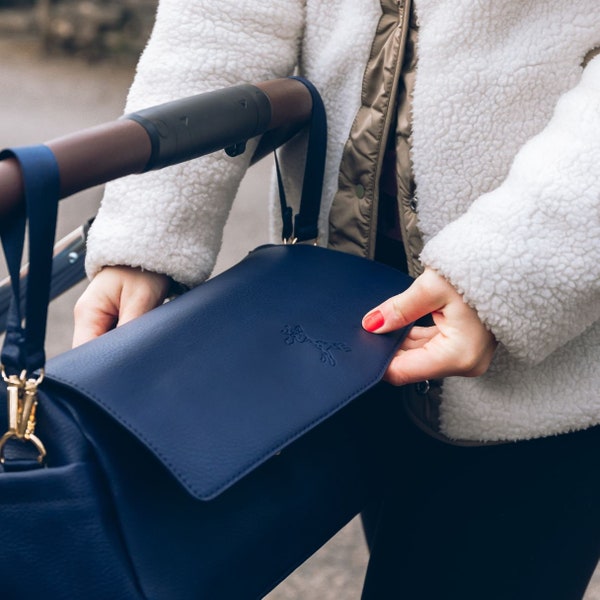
409, 199, 418, 212
68, 252, 79, 264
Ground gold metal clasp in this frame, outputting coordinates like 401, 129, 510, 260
0, 366, 46, 464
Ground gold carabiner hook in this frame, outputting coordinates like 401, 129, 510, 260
0, 366, 46, 465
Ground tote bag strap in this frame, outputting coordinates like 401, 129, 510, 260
276, 76, 327, 243
0, 146, 60, 377
0, 145, 60, 467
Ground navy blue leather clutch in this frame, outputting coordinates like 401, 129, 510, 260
44, 243, 412, 502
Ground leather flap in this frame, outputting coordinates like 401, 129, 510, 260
44, 245, 412, 500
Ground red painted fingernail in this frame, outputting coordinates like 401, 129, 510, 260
363, 310, 385, 332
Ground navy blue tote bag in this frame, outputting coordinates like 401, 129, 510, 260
0, 80, 412, 599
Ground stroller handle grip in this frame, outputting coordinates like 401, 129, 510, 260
0, 78, 312, 218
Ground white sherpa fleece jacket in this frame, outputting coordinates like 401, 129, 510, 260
87, 0, 600, 442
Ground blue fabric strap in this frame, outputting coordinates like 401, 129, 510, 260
0, 145, 60, 375
276, 76, 327, 243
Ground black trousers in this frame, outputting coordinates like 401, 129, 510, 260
361, 385, 600, 600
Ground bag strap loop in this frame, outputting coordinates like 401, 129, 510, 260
0, 145, 60, 377
276, 77, 327, 243
0, 145, 59, 468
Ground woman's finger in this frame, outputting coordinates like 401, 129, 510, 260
73, 266, 170, 347
362, 269, 451, 334
72, 283, 120, 348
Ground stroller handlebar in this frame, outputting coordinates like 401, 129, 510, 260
0, 78, 312, 218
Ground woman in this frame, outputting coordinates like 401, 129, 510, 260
74, 1, 600, 597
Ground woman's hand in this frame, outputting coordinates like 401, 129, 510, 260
72, 266, 171, 348
362, 268, 497, 385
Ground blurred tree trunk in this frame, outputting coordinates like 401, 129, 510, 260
37, 0, 51, 48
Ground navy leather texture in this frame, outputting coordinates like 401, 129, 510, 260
0, 380, 405, 599
45, 244, 412, 500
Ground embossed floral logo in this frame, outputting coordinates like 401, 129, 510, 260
281, 325, 351, 367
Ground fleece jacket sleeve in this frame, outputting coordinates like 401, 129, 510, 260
421, 56, 600, 365
85, 0, 305, 288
